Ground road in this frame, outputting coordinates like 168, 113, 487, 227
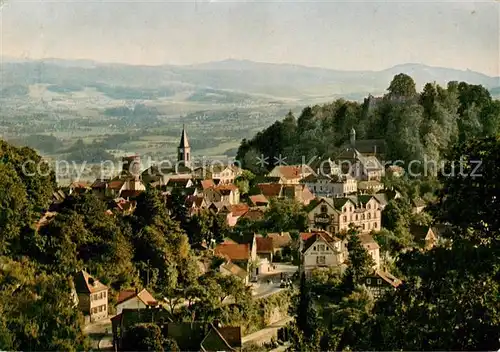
251, 263, 298, 299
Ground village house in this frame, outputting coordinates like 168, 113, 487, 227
300, 231, 348, 276
255, 236, 274, 272
215, 237, 258, 279
358, 233, 381, 269
301, 173, 357, 198
203, 183, 240, 205
363, 271, 402, 299
410, 225, 439, 250
220, 262, 249, 284
307, 195, 382, 234
256, 183, 314, 206
336, 129, 386, 181
248, 194, 270, 207
73, 270, 108, 323
358, 180, 384, 194
412, 198, 426, 214
266, 232, 292, 254
267, 165, 314, 185
116, 288, 158, 315
193, 164, 241, 185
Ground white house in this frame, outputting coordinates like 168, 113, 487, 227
300, 231, 348, 276
116, 289, 158, 315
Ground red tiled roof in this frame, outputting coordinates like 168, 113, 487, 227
214, 243, 250, 261
120, 190, 143, 198
256, 237, 274, 253
242, 208, 265, 221
257, 183, 282, 197
216, 184, 238, 195
230, 203, 250, 217
117, 288, 157, 306
249, 194, 269, 205
273, 165, 312, 180
74, 270, 107, 294
108, 180, 125, 190
70, 181, 90, 189
267, 232, 292, 249
201, 179, 215, 190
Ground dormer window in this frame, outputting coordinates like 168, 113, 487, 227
320, 205, 328, 213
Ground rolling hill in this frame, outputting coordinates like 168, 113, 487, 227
1, 57, 498, 101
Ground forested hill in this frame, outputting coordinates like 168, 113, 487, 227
236, 73, 500, 173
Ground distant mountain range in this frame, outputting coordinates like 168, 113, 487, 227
1, 57, 499, 101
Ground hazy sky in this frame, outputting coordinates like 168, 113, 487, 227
1, 0, 499, 75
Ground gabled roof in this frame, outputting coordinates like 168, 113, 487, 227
117, 288, 157, 306
74, 270, 107, 293
266, 232, 292, 249
412, 198, 426, 207
220, 262, 247, 280
358, 233, 380, 250
214, 243, 250, 261
70, 181, 90, 189
375, 270, 402, 288
108, 180, 125, 190
215, 184, 238, 195
249, 194, 269, 206
201, 179, 215, 190
230, 203, 250, 217
256, 237, 274, 253
333, 197, 356, 210
91, 179, 109, 189
120, 190, 143, 199
257, 183, 282, 197
268, 165, 313, 180
242, 208, 265, 221
302, 231, 340, 253
167, 178, 192, 188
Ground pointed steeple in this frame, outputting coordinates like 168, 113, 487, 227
179, 124, 190, 148
178, 124, 191, 168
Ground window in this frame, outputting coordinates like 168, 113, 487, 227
98, 305, 103, 312
368, 204, 371, 210
374, 222, 378, 228
103, 291, 106, 298
321, 205, 328, 213
362, 224, 366, 230
318, 244, 325, 251
313, 246, 316, 251
377, 279, 382, 285
343, 216, 347, 222
366, 278, 371, 284
316, 256, 326, 265
355, 215, 358, 221
350, 207, 353, 212
368, 213, 371, 220
362, 214, 365, 220
94, 294, 98, 301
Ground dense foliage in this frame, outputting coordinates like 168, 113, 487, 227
237, 75, 500, 174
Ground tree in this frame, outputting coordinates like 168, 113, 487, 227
122, 323, 165, 352
434, 136, 500, 244
342, 227, 375, 291
296, 273, 319, 340
0, 164, 29, 255
387, 73, 417, 98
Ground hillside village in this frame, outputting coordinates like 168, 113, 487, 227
1, 71, 499, 352
39, 120, 450, 350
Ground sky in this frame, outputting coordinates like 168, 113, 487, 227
0, 0, 499, 76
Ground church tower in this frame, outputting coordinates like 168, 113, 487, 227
178, 124, 191, 168
349, 127, 356, 147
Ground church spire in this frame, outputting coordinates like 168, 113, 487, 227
179, 124, 190, 148
178, 124, 191, 168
